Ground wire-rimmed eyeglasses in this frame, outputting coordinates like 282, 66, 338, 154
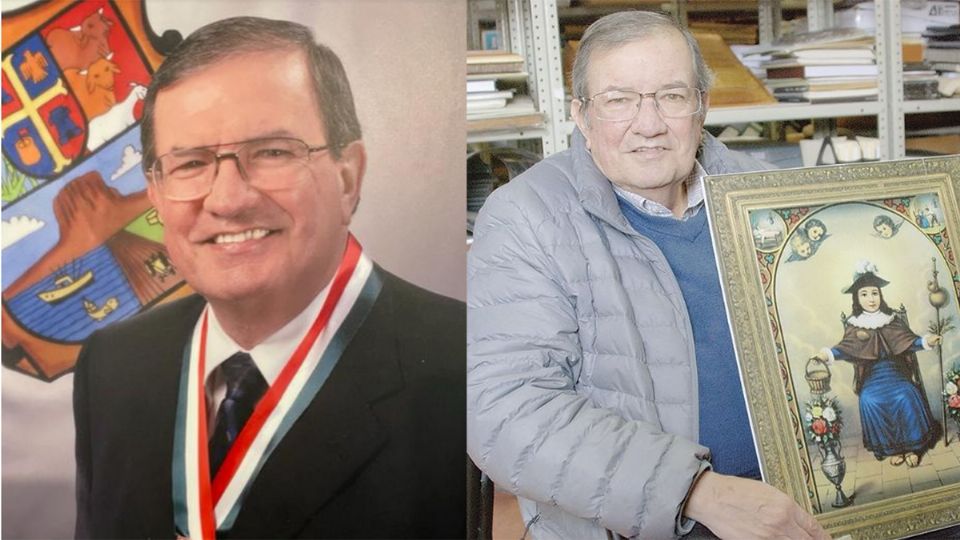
148, 136, 340, 201
579, 87, 703, 121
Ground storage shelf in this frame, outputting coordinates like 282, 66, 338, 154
705, 101, 882, 125
468, 127, 550, 143
558, 0, 819, 17
473, 0, 930, 160
902, 98, 960, 114
555, 101, 884, 136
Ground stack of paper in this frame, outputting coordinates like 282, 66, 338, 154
731, 44, 770, 79
466, 50, 543, 132
467, 85, 515, 113
467, 50, 524, 75
904, 65, 940, 100
740, 29, 879, 103
924, 25, 960, 71
466, 97, 542, 133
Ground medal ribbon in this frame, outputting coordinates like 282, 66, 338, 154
174, 234, 379, 538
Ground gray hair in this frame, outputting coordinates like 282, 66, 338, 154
572, 11, 713, 111
140, 16, 361, 170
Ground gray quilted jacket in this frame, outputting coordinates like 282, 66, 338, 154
467, 129, 770, 539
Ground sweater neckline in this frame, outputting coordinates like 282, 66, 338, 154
617, 195, 707, 242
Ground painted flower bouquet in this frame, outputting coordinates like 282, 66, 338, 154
804, 396, 843, 445
945, 365, 960, 425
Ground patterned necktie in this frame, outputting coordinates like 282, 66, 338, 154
207, 352, 268, 478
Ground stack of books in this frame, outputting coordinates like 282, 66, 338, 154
904, 65, 941, 100
466, 79, 515, 114
766, 79, 878, 103
742, 29, 879, 104
924, 25, 960, 72
731, 44, 770, 79
831, 2, 957, 99
467, 50, 542, 133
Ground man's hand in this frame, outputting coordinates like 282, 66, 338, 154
684, 471, 830, 540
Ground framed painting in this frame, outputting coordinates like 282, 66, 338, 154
704, 156, 960, 539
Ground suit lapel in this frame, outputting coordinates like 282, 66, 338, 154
86, 294, 205, 536
227, 269, 404, 538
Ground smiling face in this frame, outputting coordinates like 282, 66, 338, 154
857, 286, 883, 313
572, 30, 706, 207
876, 223, 893, 238
148, 49, 364, 312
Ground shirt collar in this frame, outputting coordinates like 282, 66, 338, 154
612, 160, 706, 220
203, 280, 333, 385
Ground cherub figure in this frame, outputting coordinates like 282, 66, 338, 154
787, 221, 828, 262
787, 231, 813, 261
804, 218, 828, 243
872, 215, 902, 239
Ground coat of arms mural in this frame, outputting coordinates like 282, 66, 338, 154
2, 0, 187, 381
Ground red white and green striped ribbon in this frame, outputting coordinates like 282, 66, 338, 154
173, 235, 381, 538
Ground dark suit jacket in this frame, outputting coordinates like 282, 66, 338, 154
74, 268, 465, 539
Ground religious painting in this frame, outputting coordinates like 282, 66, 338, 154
1, 0, 187, 381
704, 156, 960, 539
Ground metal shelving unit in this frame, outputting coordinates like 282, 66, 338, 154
875, 0, 906, 159
470, 0, 960, 160
467, 0, 567, 154
903, 98, 960, 114
467, 126, 550, 144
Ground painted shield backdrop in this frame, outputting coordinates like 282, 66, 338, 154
2, 0, 182, 383
1, 1, 183, 536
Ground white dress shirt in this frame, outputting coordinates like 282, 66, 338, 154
202, 280, 333, 428
612, 160, 707, 220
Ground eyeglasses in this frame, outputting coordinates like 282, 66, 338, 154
580, 87, 702, 121
148, 136, 339, 201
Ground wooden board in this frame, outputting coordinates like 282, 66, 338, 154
694, 30, 777, 107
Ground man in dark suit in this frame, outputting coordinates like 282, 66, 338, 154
73, 17, 464, 539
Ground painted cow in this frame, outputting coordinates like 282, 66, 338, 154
46, 8, 113, 71
64, 55, 120, 119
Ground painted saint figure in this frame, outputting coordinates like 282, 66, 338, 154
815, 261, 942, 467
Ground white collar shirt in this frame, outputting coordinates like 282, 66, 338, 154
612, 160, 707, 221
202, 279, 332, 428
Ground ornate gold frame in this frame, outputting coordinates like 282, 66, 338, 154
704, 156, 960, 539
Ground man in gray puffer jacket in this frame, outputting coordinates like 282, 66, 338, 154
468, 11, 829, 540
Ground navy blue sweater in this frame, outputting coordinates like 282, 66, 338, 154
618, 196, 761, 478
